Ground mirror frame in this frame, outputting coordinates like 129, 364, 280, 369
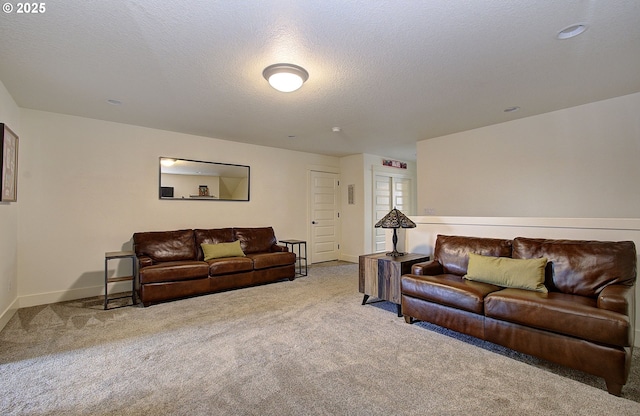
159, 157, 250, 201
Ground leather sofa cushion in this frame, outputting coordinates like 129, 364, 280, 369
512, 238, 637, 297
434, 235, 513, 276
234, 227, 277, 254
133, 229, 196, 263
194, 228, 235, 260
402, 273, 502, 314
248, 252, 296, 270
139, 261, 209, 284
207, 257, 254, 276
485, 288, 632, 347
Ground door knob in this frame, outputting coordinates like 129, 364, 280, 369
312, 221, 317, 224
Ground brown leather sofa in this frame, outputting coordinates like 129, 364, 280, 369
133, 227, 296, 306
401, 234, 637, 395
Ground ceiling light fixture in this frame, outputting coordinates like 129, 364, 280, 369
263, 63, 309, 92
556, 24, 587, 40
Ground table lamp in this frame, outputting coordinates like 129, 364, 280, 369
374, 207, 416, 257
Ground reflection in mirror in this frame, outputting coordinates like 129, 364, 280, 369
159, 157, 250, 201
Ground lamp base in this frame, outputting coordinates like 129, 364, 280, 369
385, 228, 405, 257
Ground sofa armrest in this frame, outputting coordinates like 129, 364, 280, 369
137, 255, 153, 269
271, 244, 288, 252
598, 284, 635, 316
411, 260, 444, 276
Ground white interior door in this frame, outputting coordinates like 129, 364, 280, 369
373, 173, 413, 253
310, 171, 339, 263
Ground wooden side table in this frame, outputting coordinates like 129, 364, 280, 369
104, 251, 137, 310
359, 252, 429, 316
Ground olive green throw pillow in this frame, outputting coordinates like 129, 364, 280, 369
464, 253, 548, 293
201, 241, 245, 261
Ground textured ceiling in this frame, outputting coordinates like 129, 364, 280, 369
1, 1, 639, 161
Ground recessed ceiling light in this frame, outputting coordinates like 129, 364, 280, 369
106, 99, 122, 105
332, 127, 341, 133
504, 106, 520, 113
556, 24, 587, 40
263, 64, 309, 93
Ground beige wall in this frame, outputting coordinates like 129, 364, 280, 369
16, 109, 340, 307
339, 154, 365, 262
417, 92, 640, 218
0, 81, 20, 328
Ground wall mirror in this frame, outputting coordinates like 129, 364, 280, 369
159, 157, 250, 201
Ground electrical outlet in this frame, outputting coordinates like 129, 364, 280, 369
424, 208, 436, 215
7, 280, 12, 293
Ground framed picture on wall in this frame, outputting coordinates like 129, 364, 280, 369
1, 123, 19, 202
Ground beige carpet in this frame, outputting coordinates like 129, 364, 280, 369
1, 261, 639, 415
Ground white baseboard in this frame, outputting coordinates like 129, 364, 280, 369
338, 254, 359, 263
0, 297, 19, 332
17, 281, 133, 309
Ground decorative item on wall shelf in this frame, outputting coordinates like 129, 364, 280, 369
1, 123, 18, 202
374, 207, 416, 257
382, 159, 407, 169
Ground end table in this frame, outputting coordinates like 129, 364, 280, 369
279, 240, 308, 277
359, 252, 429, 316
104, 251, 137, 310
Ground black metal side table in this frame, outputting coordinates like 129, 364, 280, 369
279, 240, 308, 277
104, 251, 137, 309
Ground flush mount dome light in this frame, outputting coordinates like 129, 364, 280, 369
263, 63, 309, 92
557, 24, 588, 40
